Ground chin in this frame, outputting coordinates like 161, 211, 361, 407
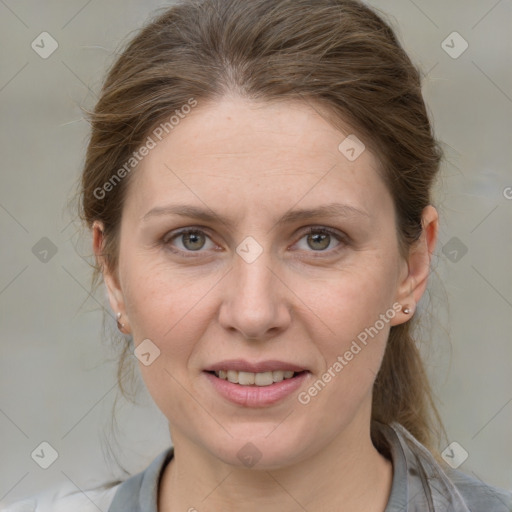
204, 421, 317, 471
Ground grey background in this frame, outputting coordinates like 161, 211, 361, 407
1, 0, 511, 507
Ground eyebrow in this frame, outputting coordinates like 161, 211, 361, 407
141, 202, 370, 228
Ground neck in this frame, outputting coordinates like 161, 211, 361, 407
158, 416, 393, 512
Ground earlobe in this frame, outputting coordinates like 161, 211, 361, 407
391, 205, 438, 326
401, 305, 412, 315
92, 220, 131, 334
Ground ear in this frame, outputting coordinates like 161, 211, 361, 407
390, 205, 438, 326
92, 220, 131, 334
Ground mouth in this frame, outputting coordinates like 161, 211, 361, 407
207, 369, 306, 386
203, 362, 310, 407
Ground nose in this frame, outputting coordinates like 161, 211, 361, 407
218, 245, 292, 342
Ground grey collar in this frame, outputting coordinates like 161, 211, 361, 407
379, 422, 471, 512
108, 446, 173, 512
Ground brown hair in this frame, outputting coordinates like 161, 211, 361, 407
80, 0, 445, 454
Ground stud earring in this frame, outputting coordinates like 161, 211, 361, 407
116, 312, 125, 330
402, 305, 411, 315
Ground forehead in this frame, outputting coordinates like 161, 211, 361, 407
125, 95, 392, 221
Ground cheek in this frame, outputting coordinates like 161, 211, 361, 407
296, 280, 394, 429
121, 250, 213, 337
119, 253, 229, 407
120, 259, 211, 417
294, 251, 399, 397
300, 253, 399, 341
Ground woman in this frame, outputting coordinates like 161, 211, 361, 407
4, 0, 511, 510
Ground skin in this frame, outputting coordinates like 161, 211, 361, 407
93, 95, 438, 511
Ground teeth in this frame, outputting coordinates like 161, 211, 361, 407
238, 371, 255, 385
227, 370, 238, 384
255, 371, 273, 386
214, 369, 299, 386
272, 370, 284, 382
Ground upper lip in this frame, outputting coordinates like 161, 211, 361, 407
204, 359, 307, 373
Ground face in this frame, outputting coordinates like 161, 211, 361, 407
97, 95, 434, 469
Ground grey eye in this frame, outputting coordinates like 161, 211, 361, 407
306, 232, 331, 251
179, 231, 207, 251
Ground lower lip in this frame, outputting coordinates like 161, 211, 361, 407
203, 371, 309, 407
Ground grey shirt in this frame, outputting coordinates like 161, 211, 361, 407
107, 422, 512, 511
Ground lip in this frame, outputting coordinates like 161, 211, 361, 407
203, 370, 310, 408
203, 359, 307, 373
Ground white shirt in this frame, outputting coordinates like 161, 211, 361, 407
0, 482, 120, 512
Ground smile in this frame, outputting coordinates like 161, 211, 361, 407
204, 370, 309, 407
213, 369, 298, 386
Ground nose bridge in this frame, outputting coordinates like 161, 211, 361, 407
236, 242, 274, 299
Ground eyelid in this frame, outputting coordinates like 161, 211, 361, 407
296, 225, 349, 242
290, 225, 349, 253
162, 226, 213, 244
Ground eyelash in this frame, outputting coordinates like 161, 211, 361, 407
162, 226, 349, 259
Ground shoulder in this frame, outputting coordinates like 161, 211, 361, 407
379, 422, 512, 512
0, 481, 122, 512
447, 468, 512, 511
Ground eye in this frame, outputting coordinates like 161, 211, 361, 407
163, 228, 216, 256
163, 226, 348, 258
293, 227, 347, 254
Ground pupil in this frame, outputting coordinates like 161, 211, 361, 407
309, 233, 329, 250
184, 232, 204, 250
